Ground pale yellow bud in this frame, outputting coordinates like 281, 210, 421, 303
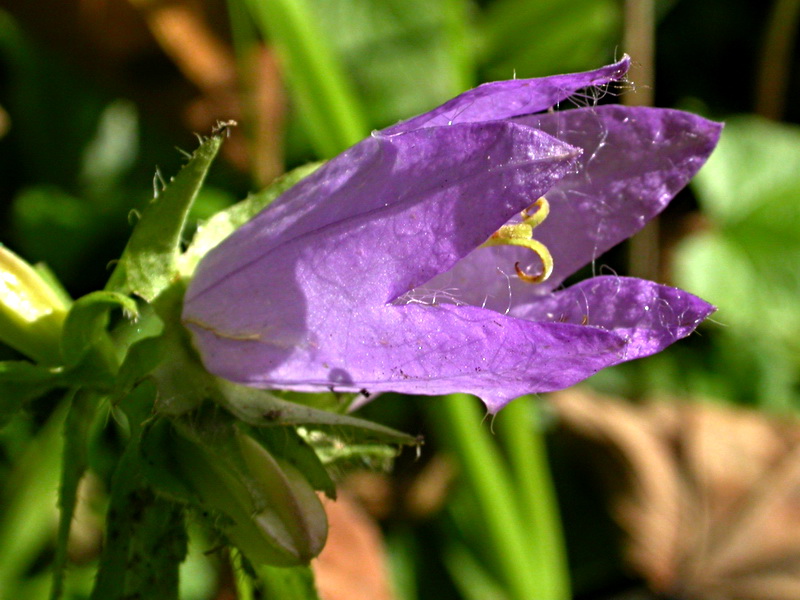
0, 246, 69, 364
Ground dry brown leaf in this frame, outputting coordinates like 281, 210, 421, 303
313, 490, 396, 600
551, 388, 800, 600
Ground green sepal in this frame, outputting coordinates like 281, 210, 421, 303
251, 426, 336, 499
0, 290, 141, 427
218, 379, 419, 447
106, 133, 224, 301
60, 291, 137, 368
138, 417, 197, 504
114, 336, 166, 398
236, 429, 328, 562
180, 161, 322, 276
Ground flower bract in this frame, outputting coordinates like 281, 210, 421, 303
183, 57, 721, 413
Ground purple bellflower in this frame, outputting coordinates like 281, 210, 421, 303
183, 57, 721, 413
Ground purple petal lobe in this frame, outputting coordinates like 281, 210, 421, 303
186, 302, 628, 414
184, 122, 580, 391
422, 106, 722, 312
187, 122, 577, 310
383, 56, 630, 135
513, 276, 716, 361
520, 106, 722, 290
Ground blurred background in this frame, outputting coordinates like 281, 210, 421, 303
1, 0, 799, 599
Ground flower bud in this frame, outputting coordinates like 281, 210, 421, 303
0, 246, 68, 364
169, 425, 327, 566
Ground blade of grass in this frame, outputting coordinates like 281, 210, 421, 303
239, 0, 369, 157
430, 394, 542, 600
496, 397, 570, 599
385, 528, 419, 600
443, 541, 509, 600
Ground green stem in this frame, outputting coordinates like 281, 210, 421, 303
623, 0, 659, 281
755, 0, 800, 119
432, 394, 542, 600
497, 397, 570, 599
231, 550, 255, 600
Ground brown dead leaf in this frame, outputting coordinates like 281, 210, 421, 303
313, 490, 396, 600
551, 388, 800, 600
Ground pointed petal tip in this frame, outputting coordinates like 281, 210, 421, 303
605, 54, 631, 80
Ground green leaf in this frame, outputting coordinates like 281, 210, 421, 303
0, 361, 66, 428
443, 542, 509, 600
0, 405, 64, 598
675, 117, 800, 408
61, 291, 137, 368
693, 116, 800, 224
106, 133, 224, 301
10, 186, 102, 285
496, 398, 569, 598
79, 100, 139, 197
303, 0, 472, 120
180, 162, 322, 276
0, 359, 64, 383
429, 395, 547, 600
480, 0, 620, 79
239, 0, 368, 157
679, 117, 800, 355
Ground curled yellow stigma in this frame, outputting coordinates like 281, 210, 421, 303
480, 197, 553, 284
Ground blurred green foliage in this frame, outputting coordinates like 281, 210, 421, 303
675, 117, 800, 411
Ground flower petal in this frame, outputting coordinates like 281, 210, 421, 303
523, 106, 722, 290
512, 276, 715, 361
186, 301, 628, 414
384, 56, 630, 135
420, 106, 722, 312
184, 121, 579, 380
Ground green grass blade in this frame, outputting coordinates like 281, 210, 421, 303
497, 397, 570, 599
240, 0, 369, 157
430, 394, 542, 600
